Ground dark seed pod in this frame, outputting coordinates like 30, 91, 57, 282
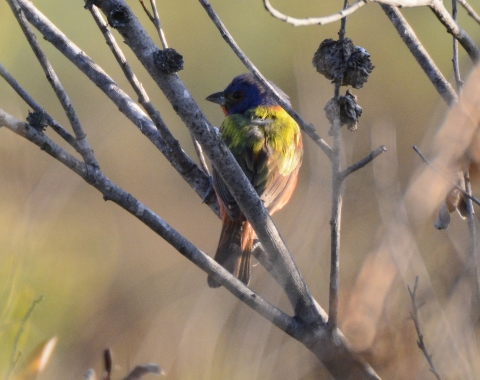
153, 48, 184, 74
26, 110, 49, 131
312, 38, 374, 88
324, 90, 362, 131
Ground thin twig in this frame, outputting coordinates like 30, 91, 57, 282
340, 145, 387, 180
380, 4, 458, 106
138, 0, 168, 48
263, 0, 367, 26
413, 145, 480, 206
7, 0, 98, 167
408, 277, 442, 380
457, 0, 480, 25
198, 0, 333, 160
429, 0, 480, 63
0, 62, 80, 150
4, 296, 44, 380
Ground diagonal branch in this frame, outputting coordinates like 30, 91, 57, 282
457, 0, 480, 25
16, 0, 218, 215
380, 4, 458, 106
7, 0, 98, 167
263, 0, 368, 26
198, 0, 333, 160
340, 145, 387, 180
429, 0, 480, 63
0, 108, 298, 339
84, 0, 318, 321
0, 62, 80, 151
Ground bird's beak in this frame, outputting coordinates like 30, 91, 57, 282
206, 91, 226, 105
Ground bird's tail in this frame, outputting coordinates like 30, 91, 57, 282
207, 218, 255, 288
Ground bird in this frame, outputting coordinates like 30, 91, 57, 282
205, 73, 303, 288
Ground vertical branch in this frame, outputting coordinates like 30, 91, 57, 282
452, 0, 463, 91
464, 171, 480, 302
328, 0, 349, 329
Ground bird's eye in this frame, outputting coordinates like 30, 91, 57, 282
232, 91, 244, 100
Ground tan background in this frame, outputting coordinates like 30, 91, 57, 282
1, 0, 479, 378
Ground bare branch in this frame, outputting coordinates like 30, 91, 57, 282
1, 109, 298, 339
408, 277, 442, 380
0, 62, 80, 150
139, 0, 168, 49
17, 0, 218, 214
7, 0, 98, 167
198, 0, 333, 160
86, 3, 214, 191
413, 145, 480, 206
457, 0, 480, 25
380, 4, 458, 106
340, 145, 387, 180
0, 108, 28, 136
263, 0, 368, 26
429, 0, 480, 63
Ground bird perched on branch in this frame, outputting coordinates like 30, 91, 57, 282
205, 73, 303, 288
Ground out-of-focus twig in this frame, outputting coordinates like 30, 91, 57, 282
413, 145, 480, 206
263, 0, 367, 26
408, 277, 442, 380
4, 296, 44, 380
120, 364, 162, 380
198, 0, 333, 160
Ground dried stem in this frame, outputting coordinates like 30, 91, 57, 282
4, 296, 44, 380
198, 0, 333, 160
408, 277, 442, 380
380, 4, 458, 106
263, 0, 367, 26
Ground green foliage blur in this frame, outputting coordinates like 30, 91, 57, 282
0, 0, 479, 379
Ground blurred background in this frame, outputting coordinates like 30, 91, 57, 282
1, 0, 479, 379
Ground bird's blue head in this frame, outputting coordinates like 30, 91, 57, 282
206, 73, 290, 115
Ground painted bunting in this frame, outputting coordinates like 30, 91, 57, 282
205, 73, 303, 288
